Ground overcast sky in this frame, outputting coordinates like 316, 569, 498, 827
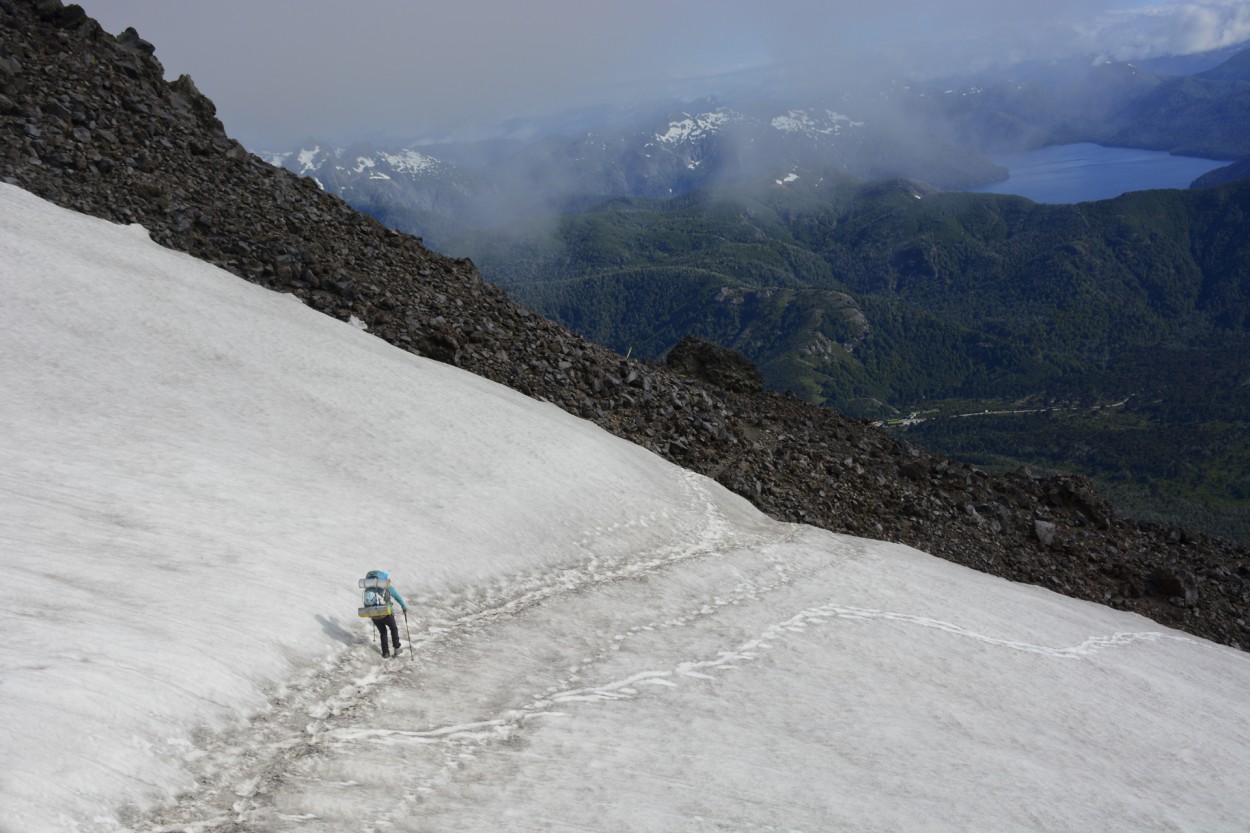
84, 0, 1250, 148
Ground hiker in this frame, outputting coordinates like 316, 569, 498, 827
358, 569, 408, 657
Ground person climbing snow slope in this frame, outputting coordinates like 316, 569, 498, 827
357, 569, 408, 657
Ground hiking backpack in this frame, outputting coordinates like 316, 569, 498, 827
357, 570, 393, 618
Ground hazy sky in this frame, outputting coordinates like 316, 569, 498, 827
83, 0, 1250, 148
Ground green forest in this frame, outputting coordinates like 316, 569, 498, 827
450, 174, 1250, 545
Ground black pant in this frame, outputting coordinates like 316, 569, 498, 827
372, 613, 400, 654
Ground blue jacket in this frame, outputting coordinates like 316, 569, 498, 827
388, 586, 407, 613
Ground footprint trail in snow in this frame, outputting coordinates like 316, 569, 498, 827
129, 473, 1237, 833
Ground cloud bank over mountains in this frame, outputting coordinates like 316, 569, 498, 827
85, 0, 1250, 146
1080, 0, 1250, 61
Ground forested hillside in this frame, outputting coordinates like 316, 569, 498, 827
453, 175, 1250, 543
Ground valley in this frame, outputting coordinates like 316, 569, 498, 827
253, 51, 1250, 553
877, 387, 1250, 546
444, 174, 1250, 547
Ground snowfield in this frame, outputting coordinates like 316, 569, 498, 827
1, 182, 1248, 833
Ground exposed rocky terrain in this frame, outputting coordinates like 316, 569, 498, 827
3, 0, 1248, 649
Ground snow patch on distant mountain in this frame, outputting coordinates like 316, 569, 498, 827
265, 143, 446, 186
297, 146, 323, 174
771, 109, 864, 137
772, 110, 831, 134
655, 110, 741, 144
378, 149, 440, 175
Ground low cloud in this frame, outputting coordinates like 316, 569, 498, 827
1078, 1, 1250, 61
83, 0, 1250, 147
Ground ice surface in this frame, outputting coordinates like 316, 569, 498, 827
2, 183, 1248, 832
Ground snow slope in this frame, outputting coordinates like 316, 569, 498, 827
1, 183, 1248, 832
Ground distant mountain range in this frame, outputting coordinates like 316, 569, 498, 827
262, 99, 1007, 247
256, 47, 1250, 545
452, 169, 1250, 544
262, 47, 1250, 248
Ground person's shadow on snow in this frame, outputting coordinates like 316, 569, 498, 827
316, 615, 361, 645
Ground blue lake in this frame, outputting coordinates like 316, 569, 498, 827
967, 143, 1228, 204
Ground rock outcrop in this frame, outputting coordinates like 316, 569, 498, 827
3, 0, 1248, 649
665, 336, 765, 394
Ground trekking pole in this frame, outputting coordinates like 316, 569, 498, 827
403, 609, 413, 662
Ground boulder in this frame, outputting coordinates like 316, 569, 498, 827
664, 336, 764, 394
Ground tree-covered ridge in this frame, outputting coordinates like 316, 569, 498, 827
454, 175, 1250, 544
462, 175, 1249, 400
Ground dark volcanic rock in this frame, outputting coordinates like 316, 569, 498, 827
665, 336, 765, 394
2, 0, 1248, 649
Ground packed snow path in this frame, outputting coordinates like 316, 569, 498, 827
134, 471, 805, 831
135, 513, 1248, 833
2, 184, 1248, 833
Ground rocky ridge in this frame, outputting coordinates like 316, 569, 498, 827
3, 0, 1248, 649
